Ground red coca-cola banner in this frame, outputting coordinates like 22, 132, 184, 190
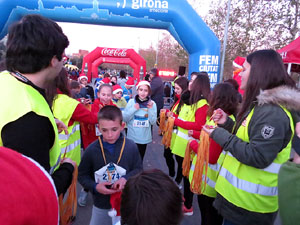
82, 47, 146, 82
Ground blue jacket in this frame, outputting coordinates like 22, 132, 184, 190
123, 98, 157, 144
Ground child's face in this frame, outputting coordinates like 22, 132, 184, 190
111, 77, 117, 83
81, 78, 88, 86
98, 119, 125, 144
125, 85, 132, 90
114, 91, 123, 100
137, 85, 149, 100
98, 86, 112, 104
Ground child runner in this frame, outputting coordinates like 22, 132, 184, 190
112, 85, 127, 111
122, 77, 134, 102
123, 80, 157, 161
78, 106, 142, 225
79, 84, 115, 206
78, 73, 95, 101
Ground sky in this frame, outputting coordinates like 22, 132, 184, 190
58, 0, 211, 55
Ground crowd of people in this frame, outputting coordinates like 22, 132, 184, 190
1, 14, 300, 225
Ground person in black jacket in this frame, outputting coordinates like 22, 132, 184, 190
149, 68, 164, 121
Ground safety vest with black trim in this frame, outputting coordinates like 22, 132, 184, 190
0, 71, 61, 173
171, 99, 208, 157
215, 106, 294, 213
52, 94, 81, 165
189, 115, 235, 198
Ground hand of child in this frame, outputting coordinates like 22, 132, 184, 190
188, 130, 193, 137
96, 182, 118, 195
112, 177, 127, 191
134, 103, 140, 110
147, 101, 153, 109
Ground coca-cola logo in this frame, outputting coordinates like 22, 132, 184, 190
101, 48, 127, 57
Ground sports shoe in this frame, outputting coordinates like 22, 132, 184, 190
183, 205, 193, 216
78, 189, 88, 207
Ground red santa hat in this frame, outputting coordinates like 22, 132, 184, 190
233, 56, 246, 69
125, 77, 135, 86
101, 77, 111, 84
0, 147, 59, 225
113, 85, 123, 95
78, 73, 88, 81
136, 80, 151, 90
108, 192, 122, 217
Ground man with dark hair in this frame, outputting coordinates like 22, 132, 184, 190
120, 169, 183, 225
149, 68, 164, 121
0, 14, 74, 195
78, 105, 142, 225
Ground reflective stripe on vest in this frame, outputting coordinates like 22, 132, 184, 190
227, 152, 281, 174
218, 166, 278, 196
59, 124, 80, 141
171, 99, 208, 157
61, 139, 81, 154
176, 130, 196, 141
53, 94, 81, 165
215, 106, 294, 213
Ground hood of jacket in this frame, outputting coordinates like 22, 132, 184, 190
257, 85, 300, 112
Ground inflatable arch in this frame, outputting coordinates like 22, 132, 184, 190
84, 47, 146, 81
0, 0, 221, 86
91, 57, 138, 79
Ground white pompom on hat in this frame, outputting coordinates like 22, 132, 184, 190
136, 80, 151, 90
78, 74, 88, 81
113, 85, 123, 95
233, 56, 246, 69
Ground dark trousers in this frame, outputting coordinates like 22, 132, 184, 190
197, 195, 223, 225
163, 147, 175, 177
136, 143, 147, 161
183, 176, 194, 209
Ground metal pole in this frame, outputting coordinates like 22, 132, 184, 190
155, 30, 159, 68
220, 0, 231, 82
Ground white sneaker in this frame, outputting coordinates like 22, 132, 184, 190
78, 189, 88, 207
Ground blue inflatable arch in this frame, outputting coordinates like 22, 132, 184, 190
0, 0, 220, 86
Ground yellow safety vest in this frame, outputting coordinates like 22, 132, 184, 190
0, 71, 61, 172
52, 94, 81, 165
215, 107, 294, 213
171, 99, 208, 157
169, 103, 179, 150
189, 115, 235, 198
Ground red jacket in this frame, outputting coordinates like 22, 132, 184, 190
81, 99, 115, 149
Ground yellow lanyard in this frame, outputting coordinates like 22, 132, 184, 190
98, 136, 126, 165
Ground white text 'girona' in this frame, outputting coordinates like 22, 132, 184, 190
132, 0, 169, 10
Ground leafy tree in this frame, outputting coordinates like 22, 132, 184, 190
189, 0, 300, 80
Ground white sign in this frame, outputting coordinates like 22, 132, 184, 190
101, 48, 127, 57
199, 55, 219, 87
132, 0, 169, 13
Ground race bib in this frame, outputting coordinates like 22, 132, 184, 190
94, 163, 126, 184
133, 119, 149, 128
95, 124, 101, 136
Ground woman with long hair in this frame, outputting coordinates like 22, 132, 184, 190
163, 76, 189, 182
171, 72, 211, 215
187, 82, 239, 225
203, 49, 300, 225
